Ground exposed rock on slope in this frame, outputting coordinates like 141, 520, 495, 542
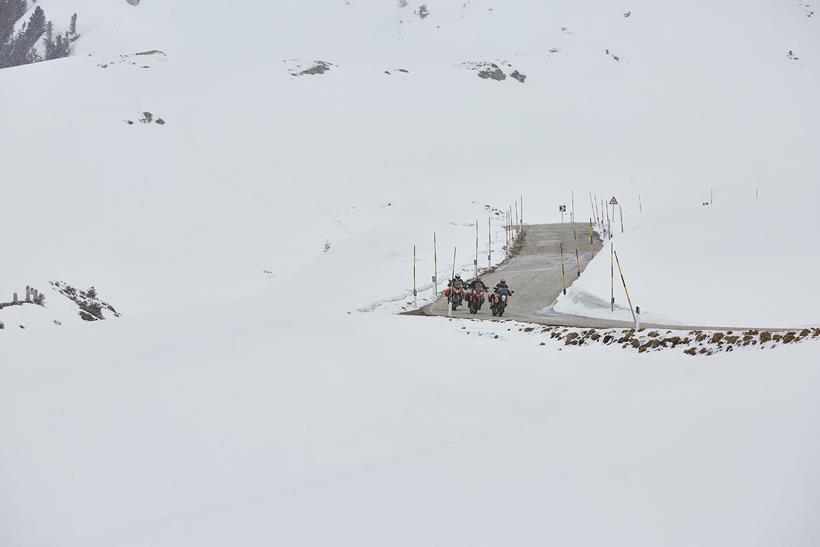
459, 61, 527, 83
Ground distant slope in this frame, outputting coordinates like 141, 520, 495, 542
0, 0, 817, 325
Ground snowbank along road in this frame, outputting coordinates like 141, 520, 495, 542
423, 223, 608, 324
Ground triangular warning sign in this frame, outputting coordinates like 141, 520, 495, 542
609, 196, 618, 205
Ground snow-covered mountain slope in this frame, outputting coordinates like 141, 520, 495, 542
1, 0, 817, 326
2, 2, 820, 546
555, 183, 820, 328
3, 306, 820, 547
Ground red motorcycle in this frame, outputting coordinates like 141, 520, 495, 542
444, 286, 465, 311
489, 292, 512, 317
466, 287, 486, 314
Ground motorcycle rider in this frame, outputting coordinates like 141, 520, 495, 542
446, 273, 466, 305
494, 279, 513, 296
468, 278, 488, 292
490, 279, 513, 308
466, 277, 488, 310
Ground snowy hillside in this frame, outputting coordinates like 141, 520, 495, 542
1, 1, 819, 546
0, 0, 817, 327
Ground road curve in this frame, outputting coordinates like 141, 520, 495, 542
422, 223, 618, 325
418, 224, 795, 332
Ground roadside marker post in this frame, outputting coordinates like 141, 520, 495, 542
575, 247, 581, 278
619, 204, 624, 233
448, 246, 457, 317
594, 194, 600, 228
559, 242, 567, 295
515, 200, 519, 230
610, 242, 615, 311
614, 249, 637, 327
488, 218, 492, 267
433, 232, 438, 296
572, 190, 578, 240
474, 220, 479, 279
589, 192, 596, 226
504, 214, 509, 257
588, 223, 595, 261
413, 245, 418, 307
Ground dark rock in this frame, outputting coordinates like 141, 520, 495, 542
478, 64, 506, 81
510, 70, 527, 83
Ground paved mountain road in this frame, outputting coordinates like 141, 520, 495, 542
422, 223, 621, 326
418, 223, 794, 331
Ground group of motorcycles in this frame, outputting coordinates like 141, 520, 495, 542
443, 284, 512, 317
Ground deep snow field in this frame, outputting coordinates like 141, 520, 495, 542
1, 1, 819, 545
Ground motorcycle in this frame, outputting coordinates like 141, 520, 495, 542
489, 292, 512, 317
466, 287, 486, 314
444, 285, 465, 311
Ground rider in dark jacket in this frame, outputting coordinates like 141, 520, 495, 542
449, 274, 465, 290
494, 279, 513, 296
468, 278, 488, 291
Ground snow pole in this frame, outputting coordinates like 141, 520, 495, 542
505, 213, 510, 257
520, 194, 524, 226
575, 246, 581, 278
503, 214, 508, 256
572, 190, 578, 239
589, 192, 595, 224
448, 246, 457, 317
413, 245, 417, 307
619, 204, 624, 233
488, 217, 492, 267
474, 220, 479, 279
559, 242, 567, 295
515, 200, 519, 230
593, 193, 600, 227
606, 201, 611, 240
610, 242, 615, 311
433, 232, 438, 296
614, 249, 637, 326
589, 223, 594, 259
